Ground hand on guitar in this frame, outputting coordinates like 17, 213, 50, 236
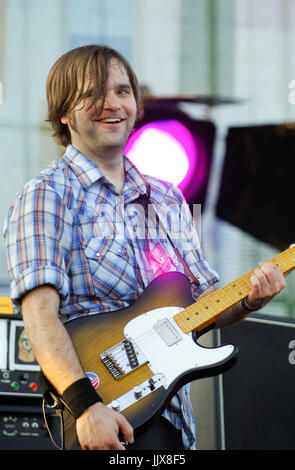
76, 401, 134, 450
246, 261, 286, 311
215, 260, 287, 329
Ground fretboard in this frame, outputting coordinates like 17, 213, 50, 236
173, 245, 295, 334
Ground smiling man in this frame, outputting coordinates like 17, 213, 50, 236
3, 45, 286, 451
60, 59, 137, 195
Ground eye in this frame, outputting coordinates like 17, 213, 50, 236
118, 88, 131, 96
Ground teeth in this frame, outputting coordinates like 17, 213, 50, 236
99, 118, 122, 123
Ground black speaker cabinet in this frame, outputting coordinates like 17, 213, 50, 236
216, 124, 295, 251
216, 313, 295, 450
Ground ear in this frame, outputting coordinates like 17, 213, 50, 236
61, 115, 68, 125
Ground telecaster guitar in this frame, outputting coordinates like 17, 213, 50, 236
65, 245, 295, 433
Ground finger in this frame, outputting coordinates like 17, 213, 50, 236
248, 267, 273, 309
250, 268, 269, 294
117, 413, 134, 444
97, 431, 127, 451
248, 262, 285, 310
111, 440, 127, 451
258, 261, 286, 293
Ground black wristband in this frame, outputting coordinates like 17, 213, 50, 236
241, 298, 257, 313
61, 377, 103, 420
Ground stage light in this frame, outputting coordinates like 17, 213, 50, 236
124, 120, 193, 187
124, 105, 216, 210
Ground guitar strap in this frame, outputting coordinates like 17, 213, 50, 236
138, 191, 200, 287
38, 190, 200, 449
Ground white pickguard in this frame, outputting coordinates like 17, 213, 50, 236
124, 306, 235, 389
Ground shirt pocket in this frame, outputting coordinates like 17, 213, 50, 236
82, 236, 131, 299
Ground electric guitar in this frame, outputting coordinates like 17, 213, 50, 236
64, 245, 295, 432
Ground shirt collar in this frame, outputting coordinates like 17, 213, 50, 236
63, 144, 149, 197
123, 155, 150, 198
63, 144, 105, 190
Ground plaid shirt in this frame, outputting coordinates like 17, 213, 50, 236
4, 144, 219, 449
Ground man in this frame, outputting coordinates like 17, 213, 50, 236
3, 45, 286, 450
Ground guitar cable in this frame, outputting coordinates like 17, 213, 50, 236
41, 398, 65, 450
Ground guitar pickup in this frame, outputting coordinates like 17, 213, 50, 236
153, 318, 182, 346
100, 339, 147, 379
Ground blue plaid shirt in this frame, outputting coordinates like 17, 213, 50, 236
4, 144, 219, 449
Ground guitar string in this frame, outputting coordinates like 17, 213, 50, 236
104, 250, 295, 368
113, 249, 295, 355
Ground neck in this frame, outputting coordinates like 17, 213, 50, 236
73, 143, 125, 194
99, 157, 125, 194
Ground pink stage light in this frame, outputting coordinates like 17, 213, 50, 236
124, 120, 203, 193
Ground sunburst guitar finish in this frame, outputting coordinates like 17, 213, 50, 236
65, 245, 295, 433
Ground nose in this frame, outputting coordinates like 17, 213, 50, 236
104, 91, 121, 110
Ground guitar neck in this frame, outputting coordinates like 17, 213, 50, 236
173, 245, 295, 335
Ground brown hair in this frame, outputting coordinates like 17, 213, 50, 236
46, 44, 143, 146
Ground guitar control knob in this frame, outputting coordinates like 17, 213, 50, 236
133, 385, 143, 399
110, 400, 120, 411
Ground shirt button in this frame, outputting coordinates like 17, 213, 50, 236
96, 252, 101, 259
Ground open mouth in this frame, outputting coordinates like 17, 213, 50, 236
95, 118, 125, 124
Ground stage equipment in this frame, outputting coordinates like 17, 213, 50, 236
0, 306, 60, 449
124, 96, 219, 209
216, 313, 295, 450
216, 123, 295, 250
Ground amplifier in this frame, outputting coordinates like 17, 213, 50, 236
216, 313, 295, 449
0, 398, 60, 450
0, 312, 42, 397
0, 303, 60, 449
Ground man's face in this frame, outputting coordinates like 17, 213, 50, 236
61, 58, 137, 159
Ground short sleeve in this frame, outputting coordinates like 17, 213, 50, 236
3, 181, 73, 308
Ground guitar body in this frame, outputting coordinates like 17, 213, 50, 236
65, 272, 237, 433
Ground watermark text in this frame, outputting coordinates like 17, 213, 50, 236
288, 339, 295, 364
288, 80, 295, 104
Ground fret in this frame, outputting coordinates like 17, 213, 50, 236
220, 286, 236, 305
241, 275, 252, 290
186, 305, 205, 326
215, 289, 233, 308
233, 281, 248, 297
271, 247, 295, 274
228, 282, 247, 300
210, 292, 228, 313
188, 305, 208, 323
286, 249, 295, 263
274, 254, 288, 272
197, 301, 215, 320
285, 254, 295, 270
222, 284, 242, 303
173, 312, 191, 334
173, 245, 295, 335
197, 298, 216, 317
178, 309, 200, 332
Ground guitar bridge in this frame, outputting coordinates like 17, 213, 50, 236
100, 339, 147, 379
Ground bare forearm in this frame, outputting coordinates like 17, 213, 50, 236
21, 285, 134, 450
21, 285, 85, 394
